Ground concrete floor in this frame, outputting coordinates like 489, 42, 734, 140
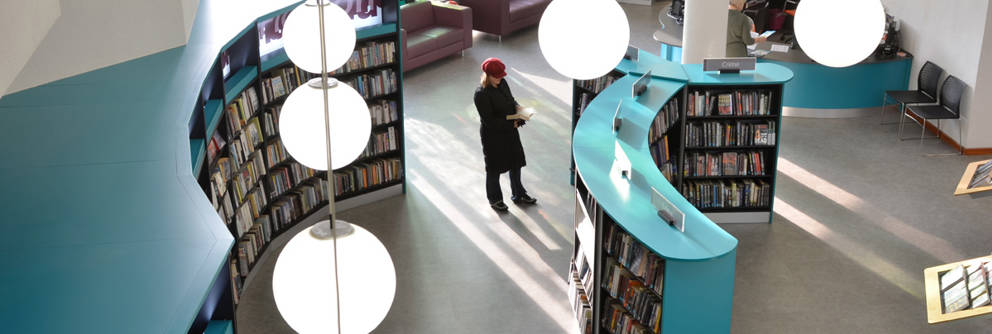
236, 2, 992, 333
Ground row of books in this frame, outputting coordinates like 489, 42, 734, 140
683, 151, 767, 177
968, 160, 992, 189
370, 100, 400, 127
232, 151, 266, 205
260, 64, 309, 105
568, 263, 593, 334
332, 158, 404, 196
604, 222, 665, 296
361, 126, 400, 158
331, 40, 397, 75
269, 178, 329, 232
603, 258, 663, 334
684, 120, 776, 148
682, 180, 772, 209
225, 86, 262, 138
575, 92, 593, 118
688, 89, 773, 117
266, 162, 318, 200
648, 97, 680, 142
649, 137, 676, 183
235, 185, 269, 237
603, 302, 653, 334
576, 75, 619, 94
265, 138, 290, 169
939, 261, 992, 313
207, 131, 228, 163
235, 213, 275, 276
574, 238, 594, 305
343, 68, 398, 99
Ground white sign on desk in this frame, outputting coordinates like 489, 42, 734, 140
614, 141, 631, 180
652, 187, 685, 232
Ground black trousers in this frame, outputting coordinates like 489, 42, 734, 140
486, 168, 526, 203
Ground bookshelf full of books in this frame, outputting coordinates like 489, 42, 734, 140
570, 51, 793, 333
188, 5, 406, 312
572, 71, 624, 184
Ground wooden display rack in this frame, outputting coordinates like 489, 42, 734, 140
924, 255, 992, 324
954, 159, 992, 196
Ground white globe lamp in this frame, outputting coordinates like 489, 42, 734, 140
279, 78, 372, 171
794, 0, 885, 68
283, 0, 357, 74
272, 221, 396, 334
538, 0, 630, 80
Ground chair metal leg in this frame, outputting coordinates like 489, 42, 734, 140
879, 95, 887, 124
959, 122, 964, 155
498, 35, 502, 43
898, 107, 907, 139
920, 117, 927, 146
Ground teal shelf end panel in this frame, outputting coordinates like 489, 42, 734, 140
191, 138, 206, 175
220, 24, 258, 54
662, 250, 736, 333
203, 320, 234, 334
260, 50, 291, 73
683, 62, 794, 86
203, 99, 225, 139
617, 48, 689, 82
357, 23, 398, 40
224, 66, 259, 104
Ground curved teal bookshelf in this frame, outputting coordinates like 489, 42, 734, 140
571, 50, 792, 333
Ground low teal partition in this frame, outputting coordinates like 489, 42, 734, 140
761, 57, 911, 109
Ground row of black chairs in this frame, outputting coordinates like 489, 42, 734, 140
882, 61, 965, 154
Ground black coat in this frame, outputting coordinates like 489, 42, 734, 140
474, 80, 526, 174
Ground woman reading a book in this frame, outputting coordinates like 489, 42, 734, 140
473, 57, 537, 212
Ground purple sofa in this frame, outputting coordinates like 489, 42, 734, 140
401, 2, 473, 72
457, 0, 551, 40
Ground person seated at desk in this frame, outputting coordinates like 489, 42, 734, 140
727, 0, 766, 57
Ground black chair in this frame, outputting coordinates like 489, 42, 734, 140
881, 61, 944, 124
899, 75, 964, 154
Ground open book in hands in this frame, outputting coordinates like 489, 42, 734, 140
507, 107, 537, 121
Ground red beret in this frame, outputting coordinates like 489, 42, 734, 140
481, 57, 507, 78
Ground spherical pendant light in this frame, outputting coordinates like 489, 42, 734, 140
794, 0, 885, 68
283, 0, 357, 74
272, 221, 397, 334
279, 78, 371, 171
538, 0, 630, 80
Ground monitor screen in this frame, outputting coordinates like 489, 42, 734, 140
258, 12, 290, 60
332, 0, 385, 30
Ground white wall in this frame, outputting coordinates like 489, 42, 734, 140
882, 0, 991, 148
0, 0, 61, 98
968, 4, 992, 149
6, 0, 191, 94
181, 0, 202, 41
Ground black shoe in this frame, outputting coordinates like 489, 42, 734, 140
490, 201, 509, 212
512, 194, 537, 205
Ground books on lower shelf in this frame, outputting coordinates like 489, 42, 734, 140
682, 180, 771, 209
225, 86, 261, 137
603, 301, 654, 334
649, 98, 680, 141
683, 151, 766, 177
688, 89, 772, 117
605, 222, 666, 296
359, 126, 399, 158
343, 68, 398, 99
684, 120, 776, 148
370, 100, 399, 126
332, 158, 404, 196
569, 263, 594, 334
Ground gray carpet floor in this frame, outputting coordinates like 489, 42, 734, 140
235, 2, 992, 333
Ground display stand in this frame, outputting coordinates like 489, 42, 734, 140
924, 255, 992, 324
954, 159, 992, 196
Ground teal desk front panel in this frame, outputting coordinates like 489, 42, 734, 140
759, 57, 911, 109
662, 250, 737, 333
660, 43, 683, 63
